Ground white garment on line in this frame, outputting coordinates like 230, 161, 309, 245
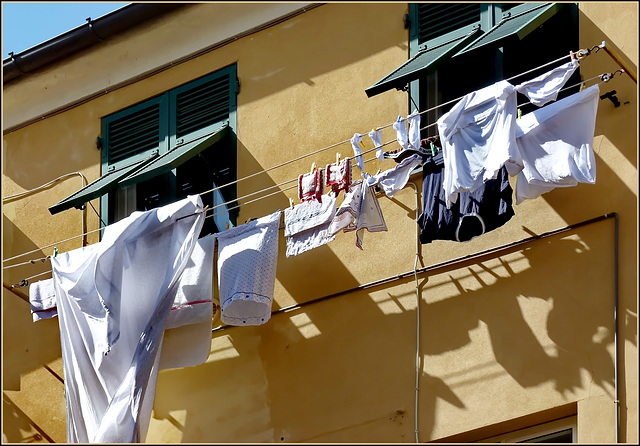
437, 60, 579, 208
514, 84, 599, 204
364, 153, 423, 198
51, 195, 205, 443
29, 277, 57, 322
368, 128, 385, 161
29, 234, 216, 331
328, 178, 387, 249
217, 210, 281, 326
514, 60, 579, 107
284, 193, 337, 257
350, 133, 365, 171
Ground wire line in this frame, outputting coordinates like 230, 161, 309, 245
3, 51, 612, 266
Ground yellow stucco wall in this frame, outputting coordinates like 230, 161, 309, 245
3, 2, 637, 443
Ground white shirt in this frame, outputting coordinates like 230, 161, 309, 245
437, 60, 579, 208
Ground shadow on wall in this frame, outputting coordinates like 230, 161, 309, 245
2, 216, 63, 391
150, 219, 618, 442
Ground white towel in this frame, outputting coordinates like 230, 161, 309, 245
29, 277, 57, 322
217, 210, 282, 326
284, 193, 337, 257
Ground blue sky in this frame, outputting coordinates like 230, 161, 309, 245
2, 2, 129, 59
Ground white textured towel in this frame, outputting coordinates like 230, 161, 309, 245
284, 193, 337, 257
29, 277, 58, 322
217, 210, 282, 326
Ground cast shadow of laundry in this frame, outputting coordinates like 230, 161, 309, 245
2, 215, 63, 391
421, 233, 616, 397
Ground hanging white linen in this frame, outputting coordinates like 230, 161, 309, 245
364, 153, 423, 198
328, 178, 387, 249
437, 60, 579, 208
29, 277, 57, 321
51, 195, 205, 443
284, 193, 337, 258
217, 210, 282, 326
514, 84, 599, 204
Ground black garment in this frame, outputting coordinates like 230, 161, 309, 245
417, 151, 514, 244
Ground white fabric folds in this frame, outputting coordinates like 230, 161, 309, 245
514, 84, 599, 204
217, 210, 281, 326
328, 179, 387, 249
437, 60, 579, 208
364, 153, 423, 199
51, 195, 205, 443
284, 193, 337, 257
29, 278, 57, 321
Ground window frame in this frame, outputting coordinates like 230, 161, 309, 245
99, 64, 238, 229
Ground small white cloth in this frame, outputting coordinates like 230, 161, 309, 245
284, 193, 337, 257
393, 115, 409, 150
364, 153, 423, 198
328, 179, 387, 249
350, 133, 365, 171
438, 60, 579, 208
51, 195, 205, 443
514, 84, 599, 204
29, 277, 57, 321
514, 60, 579, 107
368, 128, 385, 161
217, 210, 281, 326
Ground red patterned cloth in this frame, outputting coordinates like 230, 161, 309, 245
298, 168, 325, 202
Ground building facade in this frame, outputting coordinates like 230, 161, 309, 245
2, 2, 637, 443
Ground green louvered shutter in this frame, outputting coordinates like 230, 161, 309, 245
171, 66, 236, 144
102, 95, 168, 170
416, 3, 481, 46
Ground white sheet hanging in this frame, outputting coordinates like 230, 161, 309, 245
514, 84, 599, 204
51, 195, 204, 443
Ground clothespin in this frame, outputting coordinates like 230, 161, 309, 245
336, 152, 341, 164
429, 142, 437, 156
310, 162, 317, 173
53, 247, 58, 258
12, 279, 29, 289
289, 197, 295, 209
570, 50, 576, 61
517, 108, 523, 119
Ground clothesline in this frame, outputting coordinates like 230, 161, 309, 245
1, 48, 615, 267
200, 69, 621, 222
197, 50, 586, 198
1, 67, 623, 270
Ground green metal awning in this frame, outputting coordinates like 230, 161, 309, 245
456, 3, 563, 55
365, 26, 481, 98
48, 154, 157, 215
119, 123, 229, 187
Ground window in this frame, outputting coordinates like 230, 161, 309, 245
50, 64, 238, 237
365, 4, 580, 139
478, 416, 577, 443
408, 3, 580, 137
